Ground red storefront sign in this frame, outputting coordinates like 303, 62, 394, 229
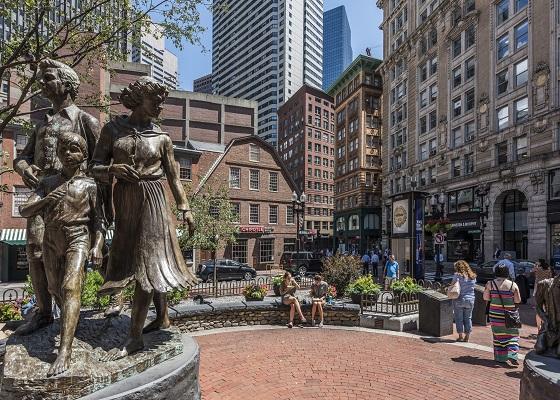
238, 226, 265, 233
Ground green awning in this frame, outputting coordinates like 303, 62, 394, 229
0, 229, 27, 246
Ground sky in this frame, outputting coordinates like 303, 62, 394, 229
166, 1, 384, 90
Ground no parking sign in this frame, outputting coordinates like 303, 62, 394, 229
434, 233, 446, 245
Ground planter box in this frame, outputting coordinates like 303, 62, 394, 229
351, 293, 378, 304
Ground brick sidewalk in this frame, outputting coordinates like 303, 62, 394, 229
438, 303, 538, 354
196, 328, 523, 400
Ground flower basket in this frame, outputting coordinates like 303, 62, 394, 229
272, 275, 283, 296
243, 283, 268, 301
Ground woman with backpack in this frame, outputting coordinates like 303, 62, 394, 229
483, 264, 522, 366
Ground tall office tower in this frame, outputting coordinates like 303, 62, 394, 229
323, 5, 353, 91
193, 74, 213, 93
378, 0, 560, 267
131, 24, 179, 90
212, 0, 324, 147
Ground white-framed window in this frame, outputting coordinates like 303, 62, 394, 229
269, 205, 278, 224
229, 167, 241, 188
515, 96, 529, 122
12, 186, 29, 217
515, 59, 528, 86
249, 144, 260, 162
452, 158, 461, 177
497, 34, 509, 60
497, 69, 508, 95
269, 172, 278, 192
452, 67, 462, 88
259, 239, 274, 263
452, 97, 462, 118
419, 142, 428, 160
249, 169, 260, 190
286, 205, 294, 224
515, 20, 528, 50
249, 204, 260, 224
336, 217, 345, 231
231, 239, 248, 263
231, 202, 240, 223
498, 105, 509, 130
178, 158, 192, 180
452, 126, 463, 148
515, 135, 528, 160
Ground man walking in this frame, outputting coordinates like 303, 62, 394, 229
494, 253, 515, 279
361, 251, 371, 276
384, 254, 400, 290
371, 250, 380, 278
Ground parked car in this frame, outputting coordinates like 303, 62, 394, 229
473, 259, 535, 303
196, 259, 256, 282
279, 251, 323, 276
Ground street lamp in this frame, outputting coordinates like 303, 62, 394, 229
292, 191, 306, 270
428, 192, 446, 281
475, 187, 491, 264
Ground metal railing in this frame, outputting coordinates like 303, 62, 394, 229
188, 275, 314, 298
360, 291, 420, 316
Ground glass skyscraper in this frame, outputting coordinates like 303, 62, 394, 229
323, 5, 353, 91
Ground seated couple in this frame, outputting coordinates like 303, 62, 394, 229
280, 272, 329, 328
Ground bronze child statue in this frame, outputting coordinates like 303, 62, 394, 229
20, 131, 105, 377
91, 76, 196, 361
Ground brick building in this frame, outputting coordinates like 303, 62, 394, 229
278, 85, 335, 251
196, 136, 299, 269
328, 55, 384, 255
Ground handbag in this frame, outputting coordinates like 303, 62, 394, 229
447, 279, 461, 299
492, 280, 522, 329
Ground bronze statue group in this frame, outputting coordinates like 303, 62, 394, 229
13, 59, 196, 377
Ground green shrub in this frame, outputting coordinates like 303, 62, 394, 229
24, 274, 34, 297
0, 303, 22, 322
321, 254, 361, 298
81, 270, 111, 309
271, 275, 283, 286
390, 277, 423, 296
166, 287, 190, 305
345, 275, 381, 297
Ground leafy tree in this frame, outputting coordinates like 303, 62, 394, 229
177, 181, 238, 254
0, 0, 211, 133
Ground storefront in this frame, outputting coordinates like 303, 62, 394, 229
446, 213, 481, 262
0, 229, 29, 282
546, 194, 560, 270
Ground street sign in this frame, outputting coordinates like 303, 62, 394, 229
434, 233, 446, 244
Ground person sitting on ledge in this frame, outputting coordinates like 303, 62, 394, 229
310, 274, 328, 328
280, 272, 306, 328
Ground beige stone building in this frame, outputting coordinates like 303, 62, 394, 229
328, 55, 383, 254
378, 0, 560, 267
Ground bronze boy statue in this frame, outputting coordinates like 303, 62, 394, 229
20, 131, 105, 377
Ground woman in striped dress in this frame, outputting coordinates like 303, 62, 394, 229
483, 264, 522, 365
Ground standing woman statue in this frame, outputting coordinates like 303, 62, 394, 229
91, 77, 196, 360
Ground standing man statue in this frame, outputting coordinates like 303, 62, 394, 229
535, 275, 560, 358
13, 59, 101, 335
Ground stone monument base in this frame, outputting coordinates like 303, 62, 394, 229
0, 311, 200, 400
520, 350, 560, 400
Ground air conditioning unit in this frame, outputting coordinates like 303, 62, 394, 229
466, 135, 475, 142
430, 149, 437, 156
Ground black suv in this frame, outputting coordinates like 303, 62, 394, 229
196, 259, 257, 282
280, 251, 323, 276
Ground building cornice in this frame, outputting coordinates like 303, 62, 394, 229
327, 55, 383, 96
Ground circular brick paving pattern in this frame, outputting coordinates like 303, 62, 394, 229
196, 328, 522, 400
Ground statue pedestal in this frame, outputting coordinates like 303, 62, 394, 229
0, 312, 200, 400
520, 351, 560, 400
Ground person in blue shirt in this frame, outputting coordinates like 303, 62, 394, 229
361, 252, 371, 275
450, 260, 477, 342
383, 254, 399, 290
494, 253, 515, 279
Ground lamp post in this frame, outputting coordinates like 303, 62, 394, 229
292, 191, 306, 269
475, 187, 491, 265
429, 192, 446, 282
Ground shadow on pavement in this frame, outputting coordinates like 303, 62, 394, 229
420, 337, 456, 344
505, 370, 523, 380
451, 355, 518, 369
